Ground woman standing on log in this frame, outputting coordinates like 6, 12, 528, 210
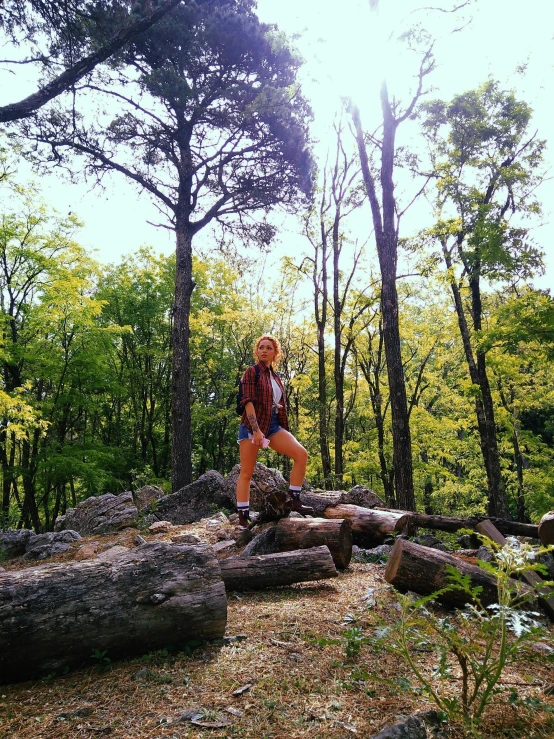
236, 334, 313, 527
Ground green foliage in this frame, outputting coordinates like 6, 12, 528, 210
376, 538, 554, 734
90, 649, 111, 671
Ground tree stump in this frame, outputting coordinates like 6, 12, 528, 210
0, 542, 227, 684
324, 504, 411, 545
539, 511, 554, 546
219, 546, 338, 590
384, 538, 502, 608
275, 517, 352, 569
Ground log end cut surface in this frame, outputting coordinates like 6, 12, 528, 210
384, 538, 499, 608
275, 518, 352, 569
539, 511, 554, 546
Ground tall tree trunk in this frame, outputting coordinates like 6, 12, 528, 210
171, 222, 195, 491
441, 241, 509, 518
332, 213, 344, 486
497, 382, 527, 522
357, 331, 395, 507
315, 221, 332, 486
350, 95, 415, 511
20, 436, 41, 532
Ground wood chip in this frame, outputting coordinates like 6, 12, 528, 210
190, 719, 231, 728
270, 638, 297, 649
224, 707, 243, 717
335, 720, 358, 733
232, 683, 252, 696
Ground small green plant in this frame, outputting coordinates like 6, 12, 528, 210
136, 498, 160, 530
0, 548, 9, 563
181, 639, 202, 657
376, 537, 554, 735
343, 626, 370, 659
90, 649, 111, 670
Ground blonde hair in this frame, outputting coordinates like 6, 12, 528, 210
253, 334, 282, 366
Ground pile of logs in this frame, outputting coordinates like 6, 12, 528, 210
2, 494, 552, 686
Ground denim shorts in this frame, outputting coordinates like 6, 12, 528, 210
238, 411, 283, 443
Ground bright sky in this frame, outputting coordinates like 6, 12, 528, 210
1, 0, 553, 289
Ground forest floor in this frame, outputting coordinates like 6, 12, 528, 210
1, 518, 554, 739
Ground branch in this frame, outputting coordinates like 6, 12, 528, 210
348, 101, 384, 240
397, 173, 434, 219
55, 139, 175, 210
396, 44, 435, 125
0, 0, 184, 123
411, 2, 471, 13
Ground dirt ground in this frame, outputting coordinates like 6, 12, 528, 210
1, 519, 554, 739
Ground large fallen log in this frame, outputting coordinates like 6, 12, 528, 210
323, 504, 412, 545
538, 511, 554, 546
476, 520, 554, 622
298, 487, 384, 516
375, 509, 539, 539
219, 546, 337, 590
294, 490, 341, 516
0, 542, 227, 684
384, 539, 503, 608
274, 517, 352, 569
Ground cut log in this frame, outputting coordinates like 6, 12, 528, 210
375, 509, 539, 539
0, 542, 227, 684
297, 490, 342, 516
323, 504, 412, 545
476, 520, 554, 622
275, 517, 352, 569
538, 511, 554, 546
384, 538, 502, 608
219, 546, 337, 590
300, 487, 384, 516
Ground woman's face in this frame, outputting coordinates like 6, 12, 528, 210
257, 339, 276, 365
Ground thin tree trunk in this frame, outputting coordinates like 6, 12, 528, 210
497, 382, 526, 522
333, 212, 344, 486
441, 240, 508, 518
20, 437, 41, 532
315, 220, 332, 485
171, 222, 195, 491
350, 97, 415, 511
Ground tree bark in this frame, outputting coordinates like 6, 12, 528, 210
384, 538, 501, 608
275, 517, 352, 569
323, 503, 411, 544
0, 542, 227, 684
219, 546, 338, 590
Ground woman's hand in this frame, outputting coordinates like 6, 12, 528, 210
252, 429, 265, 448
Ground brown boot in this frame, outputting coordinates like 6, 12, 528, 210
288, 492, 314, 517
237, 509, 251, 528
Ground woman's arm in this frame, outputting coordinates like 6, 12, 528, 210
244, 401, 264, 447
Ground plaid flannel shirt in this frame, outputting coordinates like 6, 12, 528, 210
240, 361, 289, 435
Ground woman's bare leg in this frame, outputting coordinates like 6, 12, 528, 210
237, 440, 259, 503
268, 430, 308, 487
